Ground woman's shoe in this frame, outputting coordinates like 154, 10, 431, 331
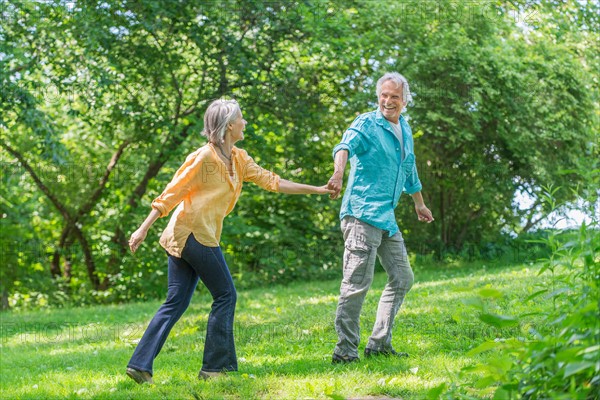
126, 367, 154, 384
198, 370, 226, 380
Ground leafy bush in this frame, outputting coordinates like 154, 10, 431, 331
444, 187, 599, 399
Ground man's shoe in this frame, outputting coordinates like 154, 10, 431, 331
331, 353, 360, 364
126, 367, 154, 384
198, 370, 226, 380
364, 348, 409, 358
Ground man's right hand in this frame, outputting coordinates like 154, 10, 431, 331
328, 174, 343, 199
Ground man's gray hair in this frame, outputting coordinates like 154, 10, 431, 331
376, 72, 413, 105
202, 99, 242, 145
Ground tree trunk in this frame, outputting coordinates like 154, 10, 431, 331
63, 254, 73, 282
50, 252, 62, 278
440, 188, 446, 246
51, 225, 72, 278
1, 289, 9, 311
70, 225, 101, 290
455, 208, 484, 249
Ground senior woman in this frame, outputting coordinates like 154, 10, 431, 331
125, 99, 332, 384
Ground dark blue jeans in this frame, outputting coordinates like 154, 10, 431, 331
127, 234, 238, 375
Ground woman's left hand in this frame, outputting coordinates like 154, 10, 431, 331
315, 185, 335, 195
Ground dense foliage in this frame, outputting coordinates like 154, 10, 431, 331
1, 0, 597, 309
438, 181, 600, 399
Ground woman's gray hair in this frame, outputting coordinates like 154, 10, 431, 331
202, 99, 242, 145
376, 72, 413, 105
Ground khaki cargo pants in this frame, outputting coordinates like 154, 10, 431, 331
333, 216, 414, 358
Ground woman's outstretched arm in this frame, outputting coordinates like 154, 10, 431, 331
129, 208, 161, 253
278, 179, 333, 195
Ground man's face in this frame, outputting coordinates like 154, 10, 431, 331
378, 80, 405, 124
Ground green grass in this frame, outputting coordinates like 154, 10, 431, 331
0, 260, 556, 399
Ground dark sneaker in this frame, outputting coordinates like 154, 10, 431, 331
126, 367, 154, 384
364, 348, 409, 358
332, 353, 360, 364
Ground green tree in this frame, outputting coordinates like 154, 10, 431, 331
1, 0, 596, 307
337, 0, 597, 253
1, 0, 356, 304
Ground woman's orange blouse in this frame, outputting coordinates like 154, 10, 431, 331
151, 143, 280, 257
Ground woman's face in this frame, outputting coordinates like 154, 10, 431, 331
229, 114, 247, 143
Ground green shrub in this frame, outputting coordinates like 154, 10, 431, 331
446, 189, 599, 399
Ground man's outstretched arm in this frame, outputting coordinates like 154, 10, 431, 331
328, 149, 348, 199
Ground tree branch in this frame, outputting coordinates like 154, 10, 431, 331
76, 139, 130, 220
1, 138, 104, 288
0, 138, 74, 223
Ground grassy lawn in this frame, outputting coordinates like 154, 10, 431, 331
0, 260, 555, 399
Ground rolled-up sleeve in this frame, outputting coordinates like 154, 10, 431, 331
332, 117, 369, 159
239, 150, 280, 192
151, 155, 202, 217
403, 163, 422, 195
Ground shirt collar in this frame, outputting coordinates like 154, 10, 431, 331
375, 109, 405, 129
209, 142, 240, 157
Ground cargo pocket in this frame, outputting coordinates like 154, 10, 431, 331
343, 238, 371, 285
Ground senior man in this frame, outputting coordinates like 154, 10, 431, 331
327, 72, 434, 363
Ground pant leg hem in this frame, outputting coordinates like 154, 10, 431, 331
201, 367, 238, 372
366, 339, 393, 352
333, 346, 359, 358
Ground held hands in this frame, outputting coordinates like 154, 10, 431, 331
415, 204, 434, 223
315, 185, 336, 195
327, 174, 343, 199
129, 228, 148, 253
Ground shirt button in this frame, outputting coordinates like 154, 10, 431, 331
396, 148, 400, 151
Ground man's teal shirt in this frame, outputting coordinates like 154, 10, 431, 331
333, 109, 422, 236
